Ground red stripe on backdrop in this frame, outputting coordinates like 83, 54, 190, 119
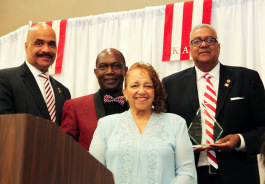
55, 19, 67, 74
162, 4, 174, 62
180, 1, 193, 60
202, 0, 212, 24
45, 21, 53, 27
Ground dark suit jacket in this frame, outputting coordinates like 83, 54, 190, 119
162, 63, 265, 184
60, 90, 129, 150
0, 63, 71, 125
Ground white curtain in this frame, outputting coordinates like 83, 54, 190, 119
55, 6, 171, 98
1, 0, 264, 98
0, 25, 28, 69
212, 0, 265, 80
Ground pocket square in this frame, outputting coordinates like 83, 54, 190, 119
230, 97, 245, 101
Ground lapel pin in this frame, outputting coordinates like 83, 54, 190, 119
227, 79, 231, 83
224, 83, 229, 87
58, 88, 62, 93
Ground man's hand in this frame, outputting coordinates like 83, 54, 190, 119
208, 134, 241, 152
193, 145, 212, 153
193, 146, 207, 153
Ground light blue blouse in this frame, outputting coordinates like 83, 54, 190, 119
89, 110, 197, 184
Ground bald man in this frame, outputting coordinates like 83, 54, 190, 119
0, 23, 71, 125
60, 48, 129, 150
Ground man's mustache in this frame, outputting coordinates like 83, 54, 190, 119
198, 49, 211, 54
36, 53, 54, 58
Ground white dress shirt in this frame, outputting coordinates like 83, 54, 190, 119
25, 61, 55, 105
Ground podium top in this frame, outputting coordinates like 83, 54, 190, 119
0, 113, 114, 184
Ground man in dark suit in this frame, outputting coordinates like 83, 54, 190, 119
60, 48, 129, 150
0, 23, 71, 125
162, 24, 265, 184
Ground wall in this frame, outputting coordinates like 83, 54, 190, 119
0, 0, 187, 37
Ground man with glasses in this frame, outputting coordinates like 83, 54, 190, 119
162, 24, 265, 184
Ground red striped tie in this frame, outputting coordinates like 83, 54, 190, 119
203, 73, 218, 169
39, 73, 56, 122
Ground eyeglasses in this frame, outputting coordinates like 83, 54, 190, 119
190, 37, 218, 47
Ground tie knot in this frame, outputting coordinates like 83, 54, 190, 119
104, 94, 126, 106
204, 73, 211, 80
39, 73, 48, 80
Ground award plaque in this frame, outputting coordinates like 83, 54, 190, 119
188, 103, 223, 146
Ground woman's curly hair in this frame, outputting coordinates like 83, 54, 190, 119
125, 62, 167, 113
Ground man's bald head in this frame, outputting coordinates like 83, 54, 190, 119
96, 48, 126, 67
25, 23, 57, 72
26, 23, 56, 42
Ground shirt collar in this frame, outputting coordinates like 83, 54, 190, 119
26, 60, 50, 77
195, 62, 220, 81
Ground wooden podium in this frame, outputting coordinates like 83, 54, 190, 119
0, 114, 114, 184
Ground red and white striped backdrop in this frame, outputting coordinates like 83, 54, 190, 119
32, 19, 67, 75
162, 0, 212, 62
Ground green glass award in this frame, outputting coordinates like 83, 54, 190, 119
188, 103, 223, 146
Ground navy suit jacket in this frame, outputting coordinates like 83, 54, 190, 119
0, 62, 71, 125
162, 63, 265, 184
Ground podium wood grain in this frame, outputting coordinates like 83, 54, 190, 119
0, 114, 114, 184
